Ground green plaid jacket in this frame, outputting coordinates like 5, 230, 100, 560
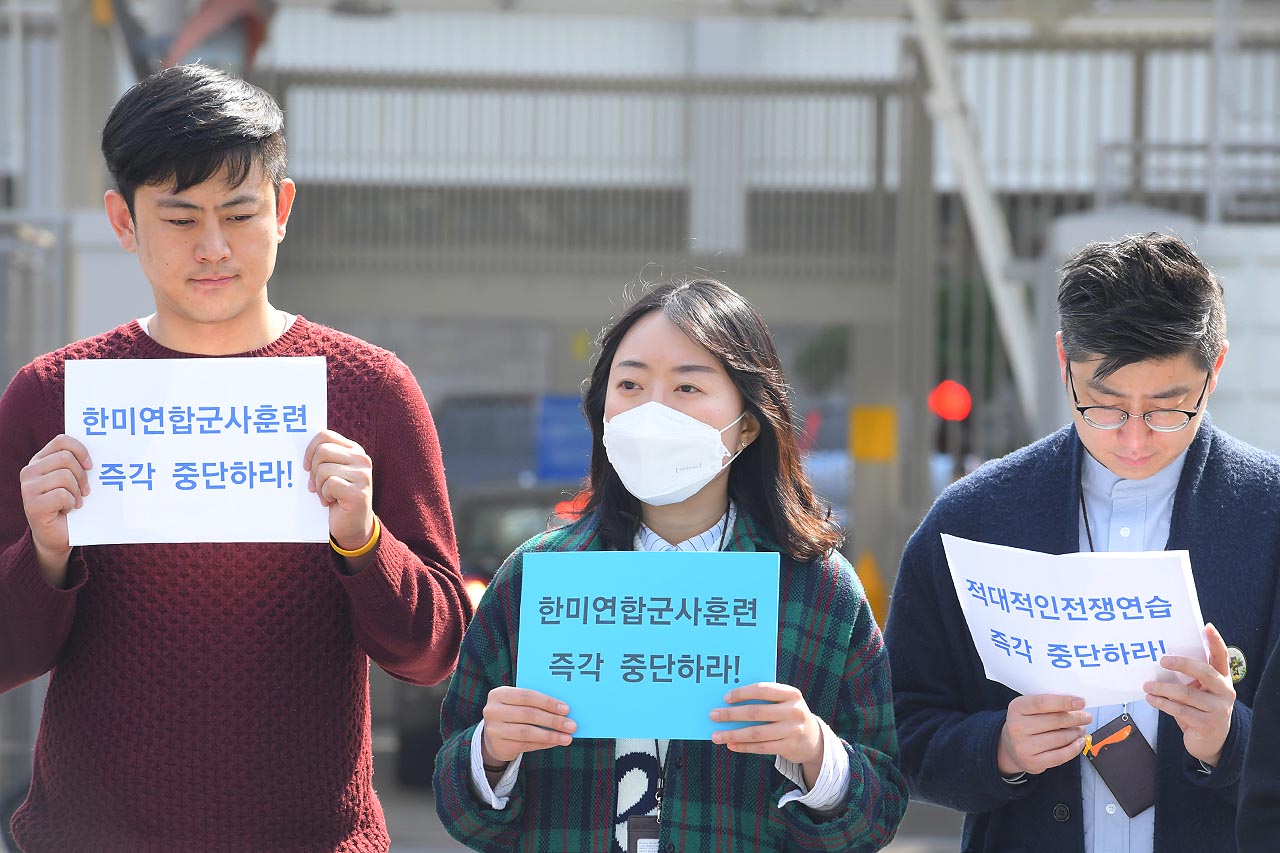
434, 510, 907, 852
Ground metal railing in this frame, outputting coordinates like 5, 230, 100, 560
1097, 140, 1280, 220
942, 33, 1280, 196
266, 70, 908, 282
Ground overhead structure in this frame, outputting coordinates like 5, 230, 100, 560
905, 0, 1039, 428
280, 0, 1280, 28
1206, 0, 1239, 223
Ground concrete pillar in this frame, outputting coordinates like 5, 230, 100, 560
848, 321, 903, 623
58, 0, 116, 210
894, 68, 936, 539
686, 19, 750, 255
846, 62, 936, 623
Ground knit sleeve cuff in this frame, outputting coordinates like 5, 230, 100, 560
1187, 699, 1248, 791
0, 531, 84, 686
8, 530, 87, 603
978, 708, 1039, 803
332, 519, 403, 610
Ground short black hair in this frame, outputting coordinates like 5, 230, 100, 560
101, 64, 287, 214
1058, 233, 1225, 381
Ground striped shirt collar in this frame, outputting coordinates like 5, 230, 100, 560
634, 504, 737, 553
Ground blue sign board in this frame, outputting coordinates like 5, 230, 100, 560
517, 550, 780, 739
535, 394, 592, 483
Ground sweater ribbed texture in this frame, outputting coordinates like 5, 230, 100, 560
0, 318, 466, 852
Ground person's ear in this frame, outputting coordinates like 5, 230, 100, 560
1209, 340, 1229, 394
738, 411, 761, 451
104, 190, 137, 253
1056, 331, 1068, 385
275, 179, 296, 241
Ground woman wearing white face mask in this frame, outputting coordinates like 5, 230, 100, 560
434, 278, 907, 853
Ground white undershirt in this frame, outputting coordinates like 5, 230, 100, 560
135, 311, 295, 339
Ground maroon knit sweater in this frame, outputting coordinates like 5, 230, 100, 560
0, 317, 466, 852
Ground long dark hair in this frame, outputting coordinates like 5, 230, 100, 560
580, 277, 842, 562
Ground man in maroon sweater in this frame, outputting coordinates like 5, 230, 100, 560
0, 65, 468, 851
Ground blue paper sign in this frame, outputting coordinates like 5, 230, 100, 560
517, 550, 780, 739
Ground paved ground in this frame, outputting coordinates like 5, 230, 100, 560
375, 751, 964, 853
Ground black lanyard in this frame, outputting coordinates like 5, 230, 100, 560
651, 510, 729, 815
653, 739, 666, 810
1080, 488, 1097, 553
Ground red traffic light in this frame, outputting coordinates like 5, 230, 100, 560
928, 380, 972, 421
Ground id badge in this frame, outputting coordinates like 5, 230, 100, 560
627, 815, 661, 853
1082, 713, 1156, 818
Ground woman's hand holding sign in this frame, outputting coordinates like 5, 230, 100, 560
20, 434, 92, 589
710, 682, 825, 788
303, 430, 376, 570
480, 686, 577, 772
1143, 623, 1235, 768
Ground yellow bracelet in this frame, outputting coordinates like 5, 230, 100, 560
330, 516, 381, 558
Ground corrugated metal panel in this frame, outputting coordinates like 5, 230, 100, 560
265, 10, 910, 77
935, 35, 1280, 193
263, 10, 688, 74
269, 14, 1280, 196
272, 71, 904, 276
287, 84, 688, 184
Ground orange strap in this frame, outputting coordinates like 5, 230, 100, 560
1083, 724, 1132, 758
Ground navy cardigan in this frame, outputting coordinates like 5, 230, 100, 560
886, 417, 1280, 853
1238, 622, 1280, 849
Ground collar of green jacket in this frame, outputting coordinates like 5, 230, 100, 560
522, 506, 782, 557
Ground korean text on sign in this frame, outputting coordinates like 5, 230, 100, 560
941, 534, 1209, 706
517, 550, 780, 740
65, 357, 328, 545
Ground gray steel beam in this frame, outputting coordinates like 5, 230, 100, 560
906, 0, 1038, 428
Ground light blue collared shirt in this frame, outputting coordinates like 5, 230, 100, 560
1077, 448, 1187, 853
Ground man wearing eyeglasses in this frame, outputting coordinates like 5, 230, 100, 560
885, 233, 1279, 853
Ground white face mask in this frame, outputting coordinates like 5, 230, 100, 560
602, 401, 747, 506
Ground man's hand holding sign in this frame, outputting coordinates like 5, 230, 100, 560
62, 358, 329, 546
1143, 621, 1235, 767
20, 434, 93, 589
995, 620, 1235, 777
304, 429, 378, 572
25, 419, 386, 582
997, 694, 1092, 776
942, 534, 1224, 779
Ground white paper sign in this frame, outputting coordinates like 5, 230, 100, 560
941, 534, 1208, 706
65, 358, 329, 545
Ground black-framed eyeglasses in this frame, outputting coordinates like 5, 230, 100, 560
1067, 363, 1210, 432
